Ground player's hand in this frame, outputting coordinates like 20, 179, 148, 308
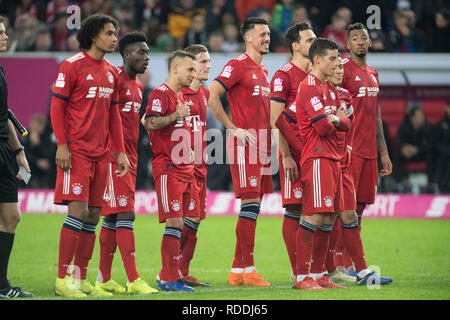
116, 152, 131, 178
55, 144, 71, 171
282, 155, 299, 182
176, 100, 190, 119
336, 106, 349, 118
380, 152, 393, 177
232, 128, 256, 146
16, 151, 31, 180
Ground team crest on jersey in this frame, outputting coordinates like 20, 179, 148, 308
72, 183, 83, 195
330, 91, 336, 100
273, 78, 283, 92
188, 200, 196, 211
118, 195, 128, 207
249, 176, 258, 187
171, 200, 181, 212
107, 72, 114, 84
221, 65, 233, 78
294, 188, 303, 199
324, 196, 333, 208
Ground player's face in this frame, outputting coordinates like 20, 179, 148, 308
177, 57, 196, 87
328, 59, 344, 85
195, 51, 211, 82
92, 22, 118, 53
296, 29, 316, 58
247, 24, 271, 55
128, 42, 150, 74
0, 23, 8, 52
318, 49, 339, 78
347, 29, 371, 58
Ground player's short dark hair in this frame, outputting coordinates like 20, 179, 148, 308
0, 15, 4, 24
285, 22, 313, 55
240, 17, 268, 38
118, 31, 148, 57
309, 38, 338, 63
347, 22, 369, 38
184, 44, 208, 56
76, 14, 119, 51
167, 50, 196, 71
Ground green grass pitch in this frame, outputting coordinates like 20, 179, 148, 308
8, 214, 450, 300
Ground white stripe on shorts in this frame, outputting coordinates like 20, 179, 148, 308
161, 175, 169, 213
63, 169, 70, 195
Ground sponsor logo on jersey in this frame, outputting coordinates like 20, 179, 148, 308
184, 115, 204, 132
355, 75, 361, 81
122, 101, 141, 113
151, 99, 162, 112
55, 73, 66, 88
252, 85, 270, 97
85, 86, 114, 99
221, 65, 233, 78
357, 86, 379, 97
273, 78, 283, 92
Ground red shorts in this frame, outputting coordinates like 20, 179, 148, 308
227, 139, 273, 200
102, 162, 136, 216
153, 174, 197, 223
279, 151, 303, 207
189, 175, 207, 220
301, 158, 344, 215
341, 167, 357, 211
54, 154, 108, 207
349, 154, 378, 204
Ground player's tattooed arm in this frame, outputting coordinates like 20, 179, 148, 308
376, 107, 393, 176
143, 100, 190, 131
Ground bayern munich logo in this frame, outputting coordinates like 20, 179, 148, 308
189, 201, 195, 211
72, 183, 83, 195
294, 189, 303, 199
107, 72, 114, 84
249, 177, 258, 187
118, 197, 128, 207
324, 196, 333, 208
172, 201, 181, 212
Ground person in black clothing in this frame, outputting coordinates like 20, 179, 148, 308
0, 15, 33, 299
396, 104, 433, 188
433, 101, 450, 193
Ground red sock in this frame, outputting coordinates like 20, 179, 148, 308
310, 226, 331, 274
58, 217, 82, 279
160, 227, 181, 283
179, 223, 198, 277
98, 224, 116, 283
341, 222, 367, 273
116, 220, 139, 283
343, 247, 353, 269
237, 218, 256, 267
232, 219, 244, 269
324, 221, 338, 274
296, 221, 317, 276
73, 223, 97, 280
356, 203, 366, 233
334, 219, 345, 268
282, 213, 300, 275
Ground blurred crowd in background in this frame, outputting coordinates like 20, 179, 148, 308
0, 0, 449, 53
1, 0, 450, 195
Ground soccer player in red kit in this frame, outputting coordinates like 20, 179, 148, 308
294, 38, 350, 290
208, 17, 273, 287
95, 32, 157, 295
142, 50, 196, 292
178, 44, 211, 287
269, 23, 316, 282
342, 23, 392, 229
51, 14, 130, 298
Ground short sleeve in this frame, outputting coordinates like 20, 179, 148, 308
51, 61, 75, 100
270, 70, 290, 103
214, 60, 241, 91
145, 90, 168, 118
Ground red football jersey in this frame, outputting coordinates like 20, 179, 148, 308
341, 57, 380, 159
109, 66, 144, 175
145, 83, 194, 182
51, 51, 119, 161
215, 53, 271, 154
270, 62, 307, 154
296, 74, 340, 166
181, 84, 209, 179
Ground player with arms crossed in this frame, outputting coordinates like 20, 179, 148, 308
0, 16, 33, 299
208, 17, 273, 287
51, 14, 130, 298
95, 32, 158, 295
322, 60, 393, 286
178, 44, 211, 287
269, 22, 316, 283
142, 50, 196, 292
341, 23, 393, 275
